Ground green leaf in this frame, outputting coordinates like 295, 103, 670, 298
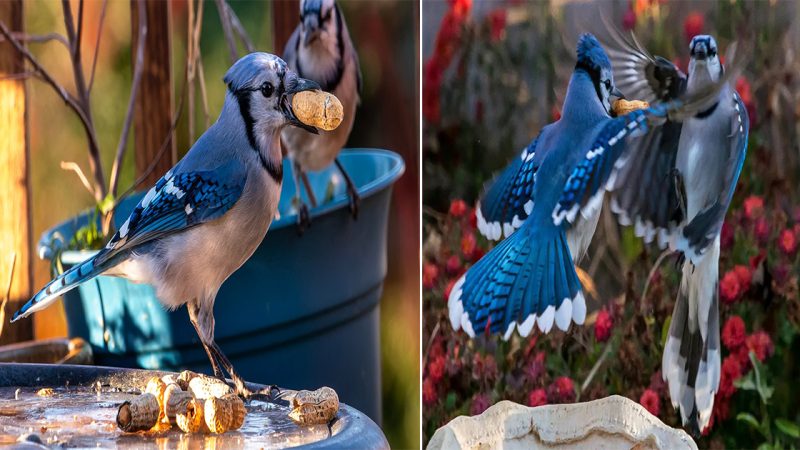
776, 418, 800, 438
661, 316, 671, 348
445, 392, 457, 411
99, 193, 116, 215
738, 412, 761, 430
757, 444, 773, 450
735, 371, 757, 391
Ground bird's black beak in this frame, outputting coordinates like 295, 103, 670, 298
303, 29, 321, 46
611, 87, 625, 101
282, 76, 321, 134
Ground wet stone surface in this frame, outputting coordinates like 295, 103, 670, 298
0, 386, 337, 448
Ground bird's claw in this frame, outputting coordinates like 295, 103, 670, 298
296, 203, 311, 235
347, 187, 360, 220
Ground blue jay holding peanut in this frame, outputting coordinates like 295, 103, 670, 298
282, 0, 362, 230
449, 33, 737, 374
12, 53, 320, 397
606, 33, 749, 432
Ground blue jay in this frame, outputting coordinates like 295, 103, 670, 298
606, 34, 749, 432
12, 53, 320, 397
282, 0, 362, 230
451, 35, 733, 343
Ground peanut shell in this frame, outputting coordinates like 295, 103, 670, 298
117, 393, 160, 432
292, 90, 343, 131
612, 99, 650, 116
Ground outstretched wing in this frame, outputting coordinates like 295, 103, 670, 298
477, 135, 541, 241
603, 30, 689, 247
97, 160, 247, 265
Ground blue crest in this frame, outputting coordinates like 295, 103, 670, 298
576, 33, 611, 71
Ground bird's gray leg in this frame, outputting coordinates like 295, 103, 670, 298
334, 157, 360, 219
187, 301, 224, 379
300, 171, 318, 208
292, 160, 312, 234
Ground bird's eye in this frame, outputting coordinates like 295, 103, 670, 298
709, 49, 717, 57
604, 80, 612, 90
260, 82, 274, 98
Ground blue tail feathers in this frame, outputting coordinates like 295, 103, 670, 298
11, 255, 104, 322
448, 224, 587, 339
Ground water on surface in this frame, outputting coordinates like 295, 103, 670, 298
0, 386, 337, 448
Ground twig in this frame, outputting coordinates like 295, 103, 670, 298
0, 71, 34, 81
0, 253, 17, 339
225, 1, 254, 53
423, 321, 441, 367
641, 249, 672, 302
0, 32, 69, 48
187, 0, 196, 141
60, 161, 95, 196
215, 0, 239, 64
62, 0, 106, 202
580, 340, 613, 394
109, 0, 147, 197
87, 0, 108, 93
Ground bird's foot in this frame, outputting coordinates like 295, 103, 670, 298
241, 384, 283, 402
296, 203, 311, 235
346, 185, 360, 220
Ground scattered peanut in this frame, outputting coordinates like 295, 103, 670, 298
288, 386, 339, 426
292, 90, 344, 131
163, 383, 193, 424
612, 99, 650, 116
116, 393, 160, 432
36, 388, 55, 397
176, 398, 209, 434
188, 375, 233, 400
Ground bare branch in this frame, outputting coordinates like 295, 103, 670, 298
215, 0, 238, 64
197, 56, 210, 129
187, 0, 196, 141
0, 32, 69, 48
88, 0, 108, 93
225, 1, 254, 53
109, 0, 147, 197
60, 161, 95, 196
0, 71, 34, 81
62, 0, 106, 201
194, 0, 210, 129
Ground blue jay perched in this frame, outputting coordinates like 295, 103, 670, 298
451, 35, 735, 342
12, 53, 320, 397
606, 34, 749, 432
282, 0, 362, 230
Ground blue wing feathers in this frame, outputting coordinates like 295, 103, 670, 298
449, 223, 585, 338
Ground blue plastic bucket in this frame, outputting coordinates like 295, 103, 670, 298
37, 149, 405, 423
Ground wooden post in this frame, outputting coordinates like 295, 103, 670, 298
131, 0, 174, 188
272, 0, 299, 54
0, 0, 32, 344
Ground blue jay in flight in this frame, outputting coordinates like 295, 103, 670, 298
450, 34, 735, 356
12, 53, 320, 397
606, 33, 749, 432
282, 0, 362, 231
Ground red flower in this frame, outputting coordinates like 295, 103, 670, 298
594, 307, 613, 342
450, 0, 472, 18
446, 255, 462, 276
754, 217, 770, 244
733, 265, 752, 290
428, 354, 446, 383
444, 278, 457, 301
487, 9, 506, 42
422, 377, 438, 406
423, 59, 443, 124
736, 76, 757, 127
639, 389, 661, 417
743, 195, 764, 220
718, 355, 742, 398
468, 209, 478, 229
721, 221, 734, 250
449, 199, 468, 217
548, 376, 576, 403
525, 351, 546, 382
470, 392, 491, 416
622, 6, 636, 31
683, 12, 704, 43
423, 263, 439, 289
778, 228, 797, 256
527, 388, 548, 407
720, 270, 742, 304
461, 232, 477, 260
722, 315, 746, 350
746, 331, 774, 362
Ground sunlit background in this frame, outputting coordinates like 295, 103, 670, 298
20, 1, 418, 447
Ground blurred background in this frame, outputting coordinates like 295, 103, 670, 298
0, 0, 418, 447
423, 0, 800, 447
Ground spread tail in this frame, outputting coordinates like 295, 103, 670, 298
662, 238, 721, 433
